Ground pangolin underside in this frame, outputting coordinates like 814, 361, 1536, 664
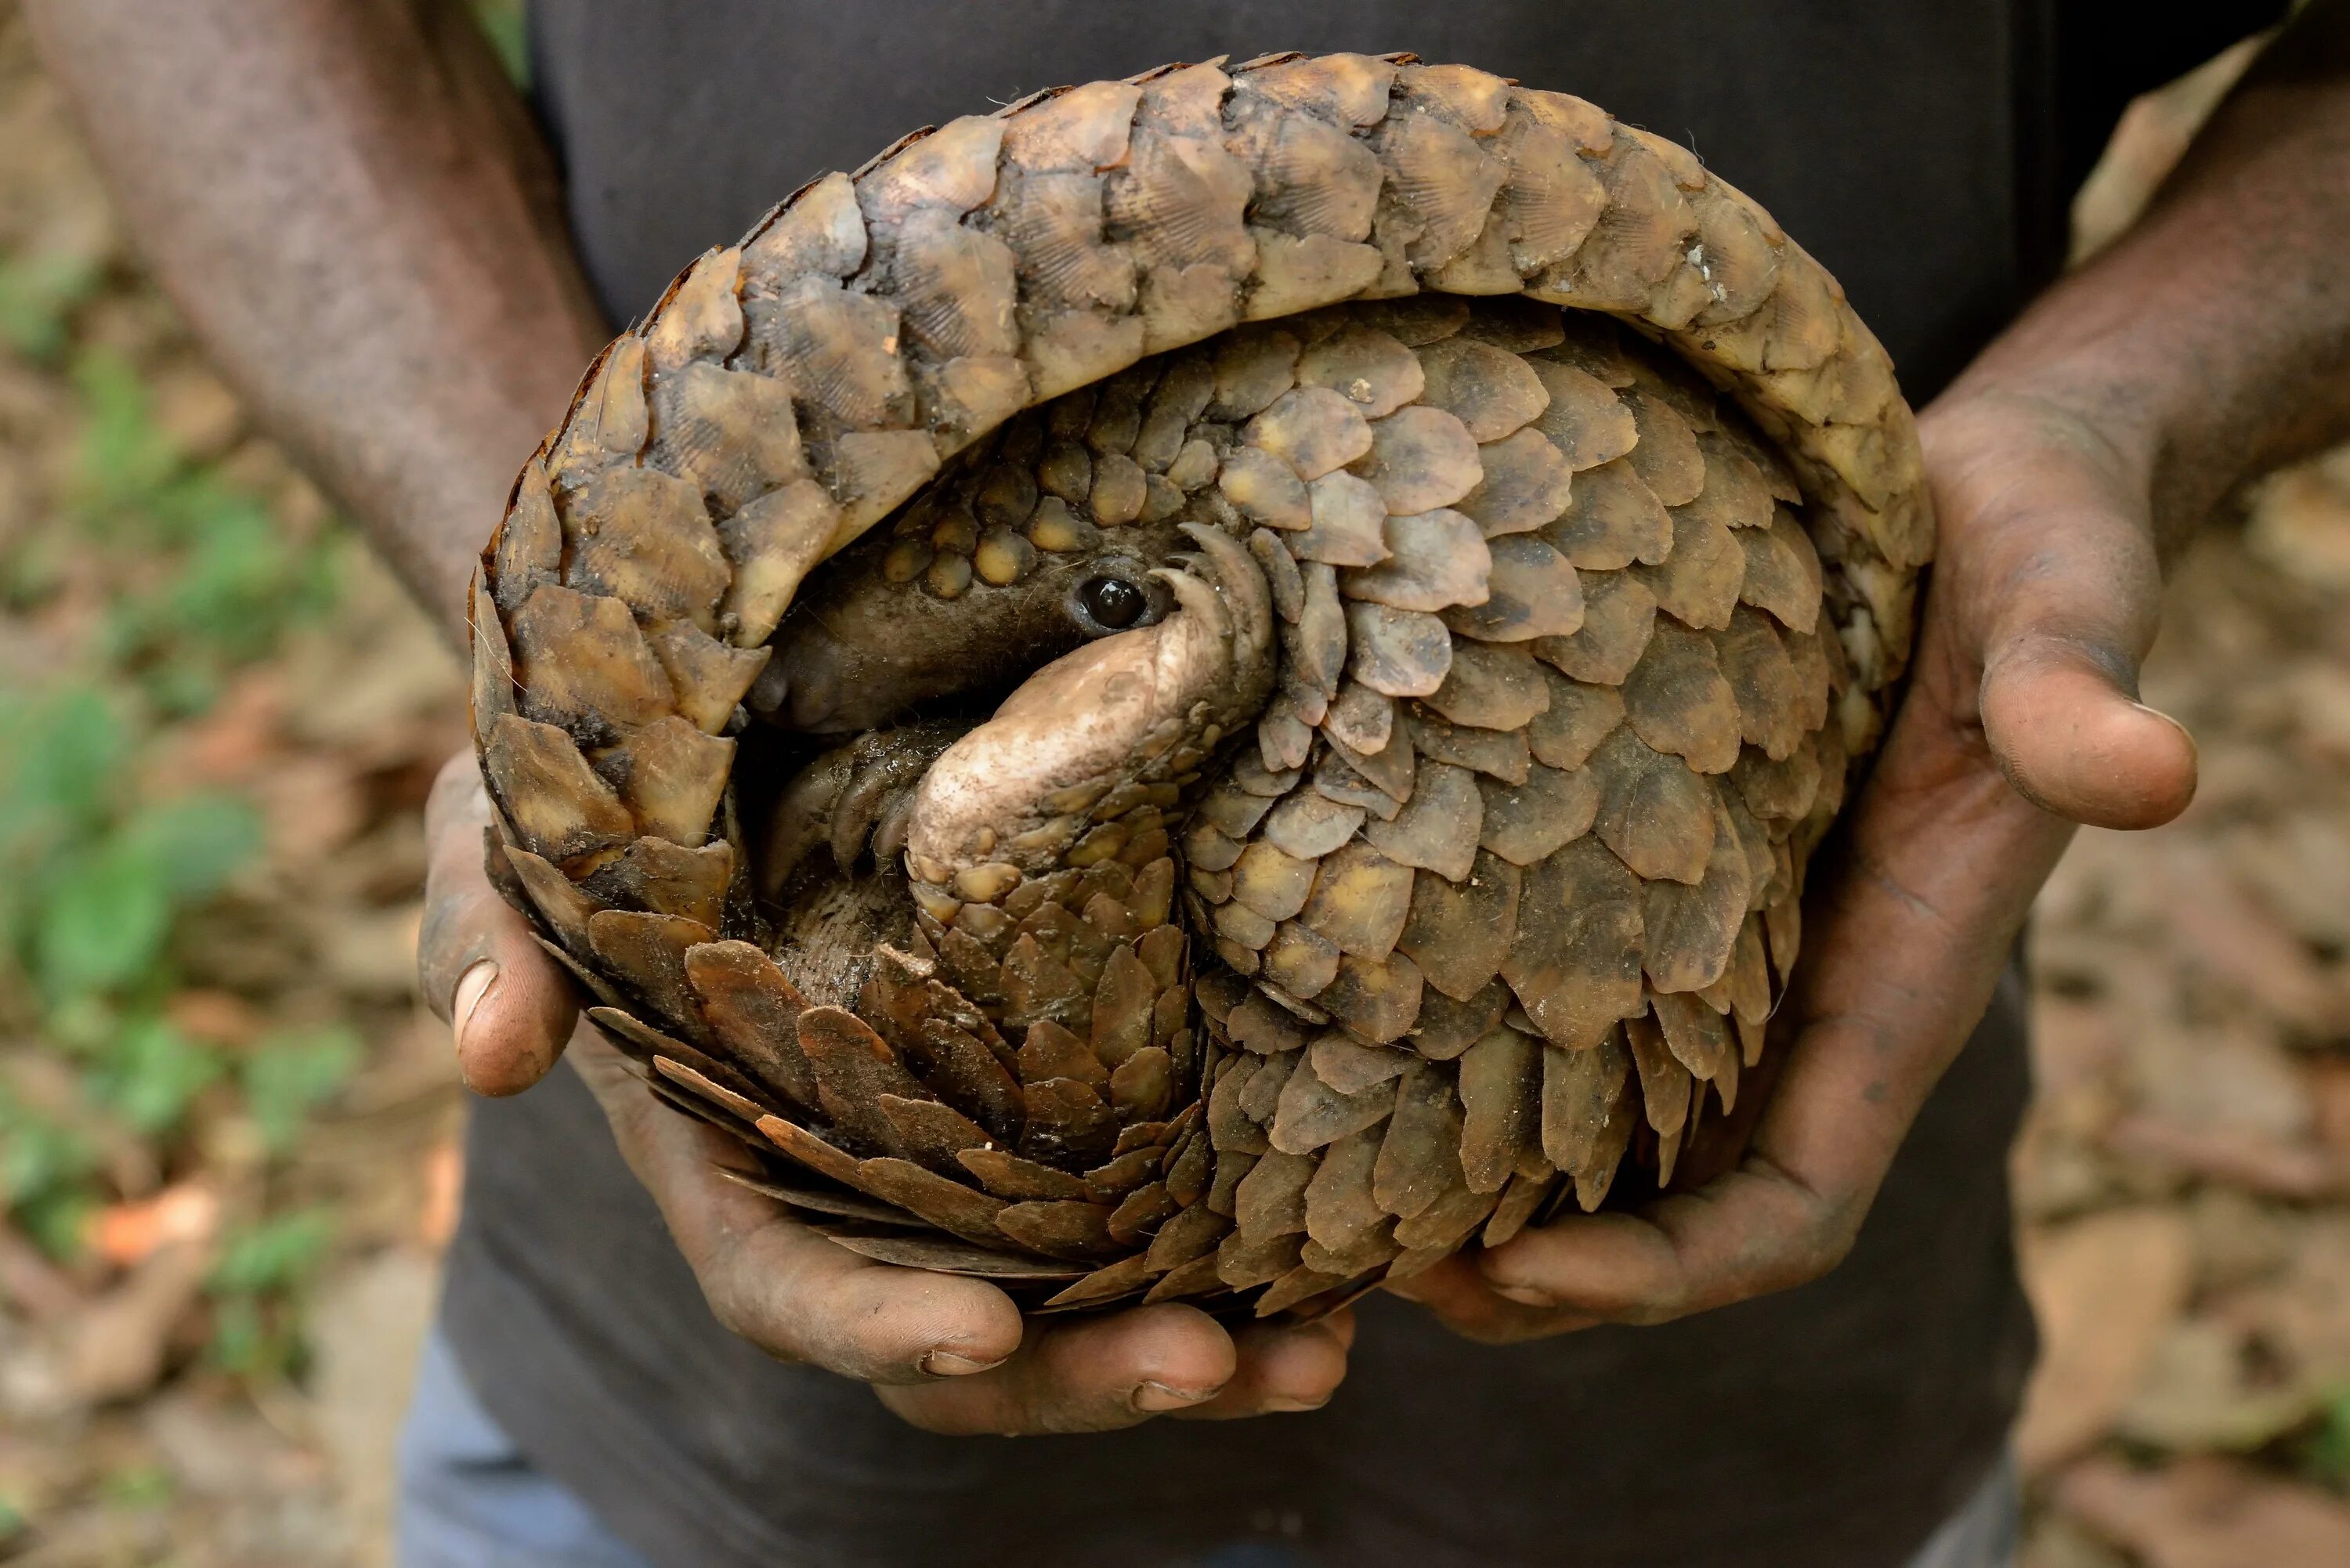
470, 52, 1931, 1319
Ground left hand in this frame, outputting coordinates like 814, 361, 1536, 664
1386, 381, 2198, 1340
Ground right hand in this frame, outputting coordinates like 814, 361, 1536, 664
418, 751, 1351, 1435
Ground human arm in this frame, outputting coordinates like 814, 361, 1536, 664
27, 0, 1349, 1432
23, 0, 600, 634
1392, 1, 2350, 1336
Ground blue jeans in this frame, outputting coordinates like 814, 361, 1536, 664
396, 1328, 2017, 1567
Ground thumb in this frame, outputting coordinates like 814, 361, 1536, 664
419, 751, 580, 1095
1927, 399, 2199, 831
1979, 630, 2198, 829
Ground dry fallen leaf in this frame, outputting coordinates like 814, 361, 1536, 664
2057, 1455, 2350, 1568
418, 1137, 464, 1252
2146, 843, 2344, 1036
2116, 1318, 2322, 1454
2126, 1018, 2317, 1150
2016, 1206, 2194, 1476
88, 1182, 219, 1268
2250, 457, 2350, 593
163, 988, 266, 1046
2102, 1112, 2337, 1199
60, 1238, 214, 1406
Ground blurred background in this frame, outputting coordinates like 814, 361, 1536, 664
1, 8, 2348, 1566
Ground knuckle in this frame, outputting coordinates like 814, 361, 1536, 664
1453, 1314, 1538, 1346
873, 1386, 961, 1434
1618, 1292, 1692, 1328
700, 1278, 768, 1349
1801, 1209, 1864, 1278
703, 1265, 819, 1367
1730, 1208, 1860, 1310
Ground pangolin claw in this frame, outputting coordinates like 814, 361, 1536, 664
908, 528, 1274, 881
761, 722, 968, 898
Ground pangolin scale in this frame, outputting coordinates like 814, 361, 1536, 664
470, 50, 1930, 1319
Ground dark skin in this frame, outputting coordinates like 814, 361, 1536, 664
29, 0, 2350, 1428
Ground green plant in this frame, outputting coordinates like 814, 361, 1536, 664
0, 250, 105, 363
240, 1027, 362, 1156
472, 0, 530, 86
69, 352, 338, 714
2305, 1386, 2350, 1493
206, 1209, 334, 1379
0, 1083, 98, 1258
0, 334, 354, 1375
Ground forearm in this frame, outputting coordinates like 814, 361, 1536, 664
24, 0, 606, 638
1952, 0, 2350, 541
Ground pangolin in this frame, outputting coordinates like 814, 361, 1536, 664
471, 52, 1931, 1317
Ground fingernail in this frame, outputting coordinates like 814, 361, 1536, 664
1492, 1283, 1557, 1309
1260, 1394, 1329, 1414
1131, 1380, 1214, 1413
452, 961, 498, 1053
920, 1349, 1007, 1378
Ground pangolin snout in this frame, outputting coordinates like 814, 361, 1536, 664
755, 547, 1179, 737
906, 526, 1275, 876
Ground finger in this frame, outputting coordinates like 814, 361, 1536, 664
1383, 1255, 1596, 1343
584, 1025, 1026, 1385
1477, 1165, 1850, 1324
1171, 1310, 1355, 1418
418, 752, 577, 1095
1925, 403, 2198, 829
1979, 633, 2198, 829
875, 1304, 1242, 1436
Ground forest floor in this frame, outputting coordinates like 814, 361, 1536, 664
1, 13, 2348, 1567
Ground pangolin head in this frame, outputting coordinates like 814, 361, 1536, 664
750, 376, 1284, 918
756, 488, 1198, 738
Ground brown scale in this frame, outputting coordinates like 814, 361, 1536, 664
469, 51, 1930, 1318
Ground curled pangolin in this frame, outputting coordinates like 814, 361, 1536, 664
470, 52, 1931, 1317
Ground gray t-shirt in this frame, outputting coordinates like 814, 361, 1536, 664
441, 5, 2275, 1564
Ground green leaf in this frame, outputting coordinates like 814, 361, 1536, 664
240, 1028, 361, 1154
99, 1465, 173, 1512
18, 1189, 96, 1262
96, 1016, 226, 1136
2308, 1385, 2350, 1489
0, 1099, 89, 1204
0, 250, 103, 363
208, 1209, 332, 1295
121, 793, 262, 902
0, 1091, 97, 1260
207, 1292, 267, 1377
472, 0, 530, 85
34, 836, 171, 999
0, 685, 125, 842
70, 349, 181, 517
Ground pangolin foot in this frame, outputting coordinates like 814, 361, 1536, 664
758, 720, 970, 900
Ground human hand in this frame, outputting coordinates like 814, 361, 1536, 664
418, 751, 1350, 1433
1386, 383, 2199, 1341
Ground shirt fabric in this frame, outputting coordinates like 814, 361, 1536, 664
393, 1328, 2022, 1567
442, 5, 2279, 1566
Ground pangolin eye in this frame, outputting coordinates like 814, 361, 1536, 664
1076, 575, 1148, 631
